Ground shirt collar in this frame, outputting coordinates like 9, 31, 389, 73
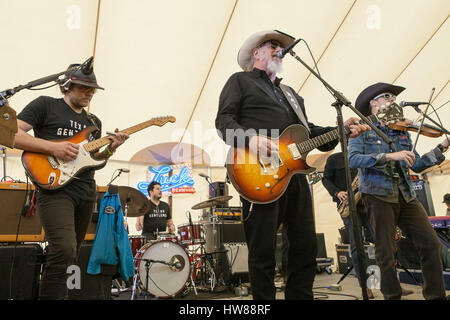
251, 68, 283, 86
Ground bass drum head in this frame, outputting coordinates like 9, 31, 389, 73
137, 240, 190, 298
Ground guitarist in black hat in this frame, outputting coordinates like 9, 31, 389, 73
348, 82, 449, 300
14, 62, 129, 299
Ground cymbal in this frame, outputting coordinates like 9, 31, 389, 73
118, 186, 150, 217
191, 196, 233, 210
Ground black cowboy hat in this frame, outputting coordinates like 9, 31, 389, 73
355, 82, 405, 116
63, 63, 104, 90
443, 193, 450, 204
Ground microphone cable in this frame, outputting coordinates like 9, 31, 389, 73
8, 175, 30, 299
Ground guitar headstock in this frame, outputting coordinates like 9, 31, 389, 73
153, 116, 176, 126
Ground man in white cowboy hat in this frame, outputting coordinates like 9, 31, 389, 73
15, 61, 129, 299
215, 30, 369, 300
348, 82, 449, 300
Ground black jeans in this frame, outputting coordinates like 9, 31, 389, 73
241, 175, 317, 300
37, 191, 95, 300
362, 194, 446, 300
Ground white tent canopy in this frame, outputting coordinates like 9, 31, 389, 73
2, 0, 449, 164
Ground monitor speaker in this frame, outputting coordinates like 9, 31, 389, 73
0, 243, 44, 300
412, 179, 435, 216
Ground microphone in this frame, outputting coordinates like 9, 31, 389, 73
119, 168, 130, 173
198, 172, 210, 179
276, 38, 302, 59
81, 56, 94, 75
21, 189, 32, 216
399, 101, 429, 107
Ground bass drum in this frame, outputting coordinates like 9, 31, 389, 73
135, 240, 191, 298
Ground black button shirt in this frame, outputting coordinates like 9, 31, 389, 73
215, 68, 337, 151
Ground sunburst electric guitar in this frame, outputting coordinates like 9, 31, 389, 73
226, 114, 382, 204
22, 116, 176, 190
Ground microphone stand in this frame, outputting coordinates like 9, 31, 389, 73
108, 169, 125, 186
288, 50, 398, 300
0, 57, 92, 107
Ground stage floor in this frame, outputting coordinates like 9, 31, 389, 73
113, 272, 450, 301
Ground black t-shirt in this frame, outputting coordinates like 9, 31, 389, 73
322, 152, 358, 204
142, 200, 171, 235
17, 96, 102, 201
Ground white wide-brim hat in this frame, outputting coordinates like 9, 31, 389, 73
237, 30, 295, 71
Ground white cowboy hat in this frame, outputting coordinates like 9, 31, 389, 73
237, 30, 295, 71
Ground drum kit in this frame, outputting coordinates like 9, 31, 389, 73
115, 186, 235, 299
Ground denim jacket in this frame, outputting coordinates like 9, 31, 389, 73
348, 123, 445, 202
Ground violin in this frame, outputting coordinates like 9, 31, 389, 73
387, 119, 444, 138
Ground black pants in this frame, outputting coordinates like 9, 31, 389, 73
362, 194, 446, 300
37, 191, 95, 300
241, 175, 317, 300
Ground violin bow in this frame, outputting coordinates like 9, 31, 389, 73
412, 87, 435, 154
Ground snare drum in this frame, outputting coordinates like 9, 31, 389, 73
134, 240, 191, 298
157, 232, 179, 242
178, 222, 203, 245
129, 235, 146, 257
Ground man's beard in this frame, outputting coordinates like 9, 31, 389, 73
267, 58, 283, 74
259, 51, 283, 74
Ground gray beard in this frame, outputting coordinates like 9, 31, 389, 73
267, 58, 283, 74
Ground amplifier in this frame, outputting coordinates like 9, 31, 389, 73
0, 243, 44, 300
213, 206, 242, 220
0, 183, 44, 242
0, 183, 110, 242
411, 177, 435, 216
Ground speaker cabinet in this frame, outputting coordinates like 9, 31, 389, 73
67, 242, 115, 300
412, 178, 435, 216
0, 183, 44, 242
223, 243, 249, 285
0, 243, 44, 300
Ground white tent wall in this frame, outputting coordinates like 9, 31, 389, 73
1, 0, 449, 270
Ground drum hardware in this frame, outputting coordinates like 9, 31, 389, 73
189, 197, 234, 293
131, 240, 192, 299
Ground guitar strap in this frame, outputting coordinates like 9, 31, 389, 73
279, 84, 310, 133
84, 110, 102, 139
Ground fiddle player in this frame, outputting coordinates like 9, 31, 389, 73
136, 181, 175, 240
348, 82, 449, 300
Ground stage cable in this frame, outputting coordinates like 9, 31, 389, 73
8, 175, 30, 299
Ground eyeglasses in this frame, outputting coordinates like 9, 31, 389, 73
74, 84, 97, 94
258, 40, 283, 50
373, 93, 396, 101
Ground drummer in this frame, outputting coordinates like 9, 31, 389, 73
136, 181, 176, 240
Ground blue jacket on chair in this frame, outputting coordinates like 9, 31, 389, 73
87, 186, 135, 281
